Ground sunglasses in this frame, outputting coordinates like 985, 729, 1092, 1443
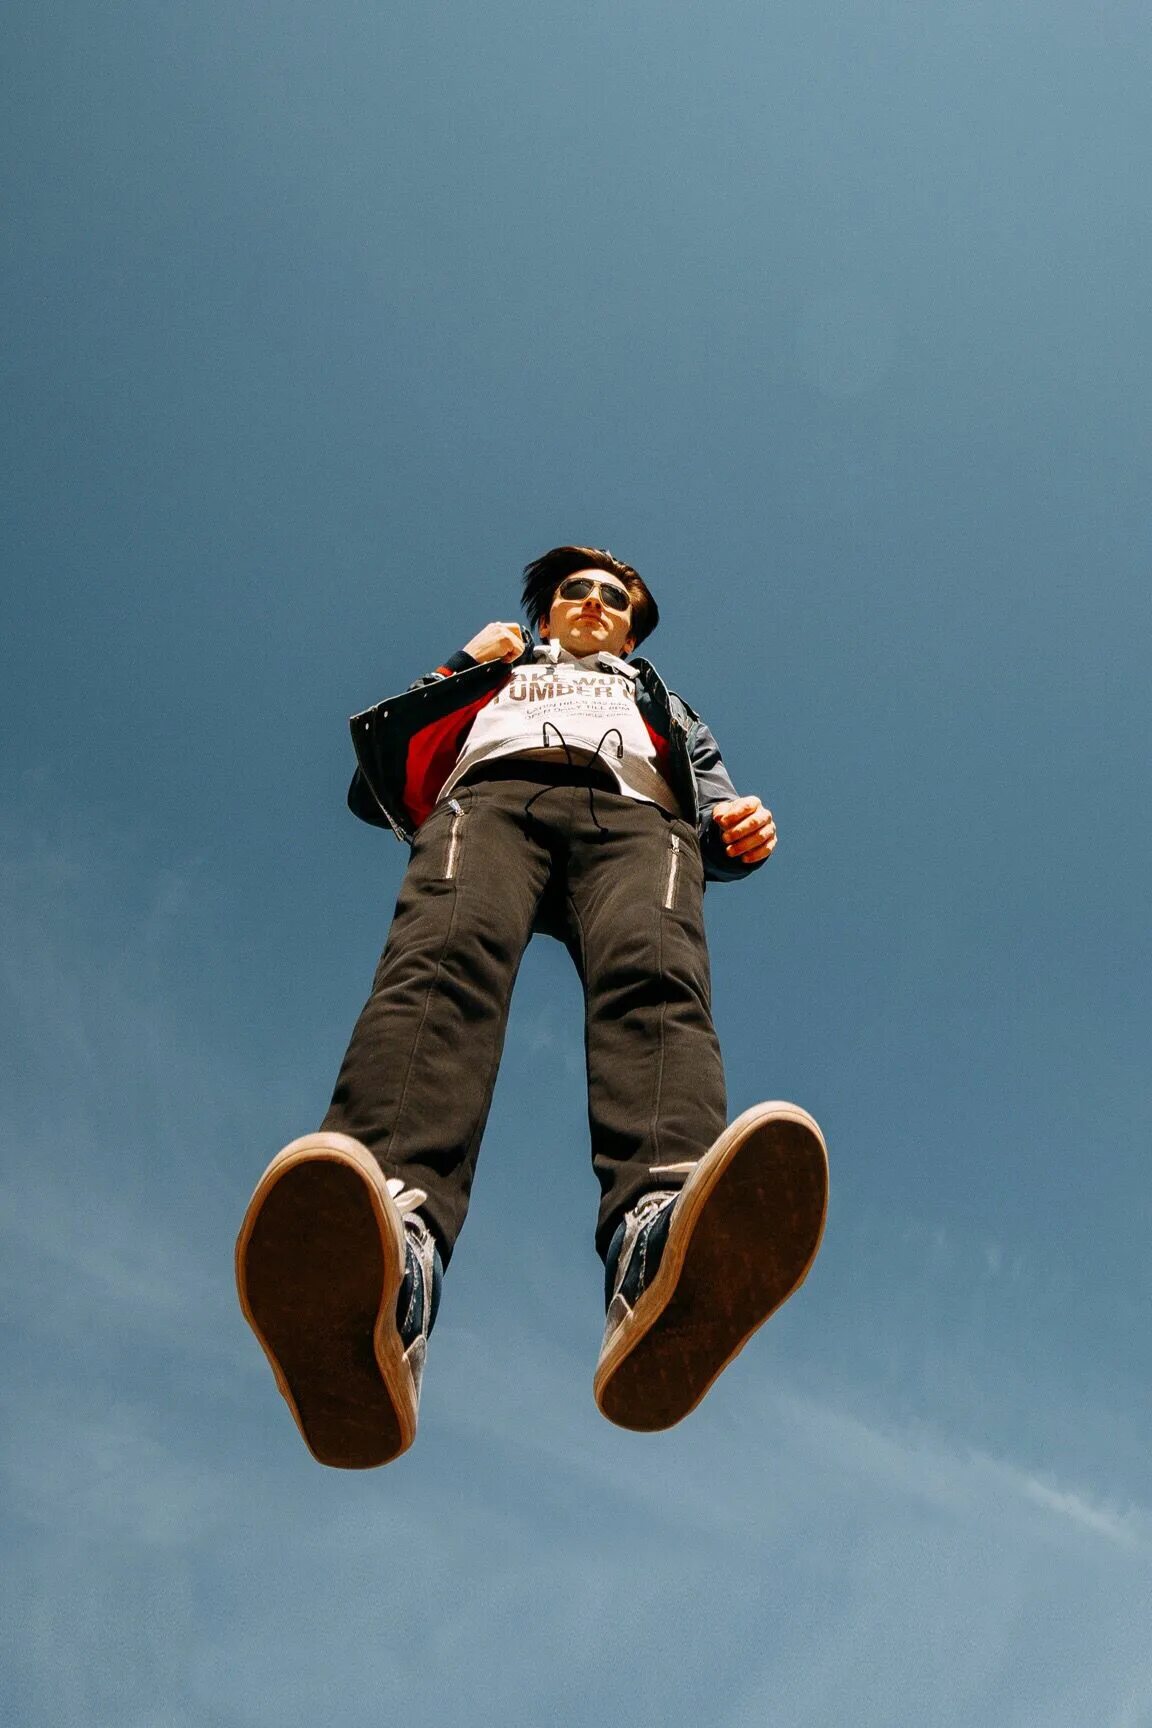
556, 575, 632, 613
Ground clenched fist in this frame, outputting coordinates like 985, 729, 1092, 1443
711, 797, 777, 863
463, 621, 527, 664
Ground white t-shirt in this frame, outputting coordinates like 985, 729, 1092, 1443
436, 642, 679, 813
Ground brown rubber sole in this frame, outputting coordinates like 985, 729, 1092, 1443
235, 1134, 416, 1469
594, 1103, 829, 1432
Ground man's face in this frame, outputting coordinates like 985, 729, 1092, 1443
540, 568, 636, 659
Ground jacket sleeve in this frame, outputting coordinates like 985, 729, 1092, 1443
408, 647, 479, 689
406, 625, 543, 689
688, 716, 768, 883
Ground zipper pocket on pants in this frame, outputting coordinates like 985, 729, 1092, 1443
444, 800, 465, 880
663, 832, 681, 909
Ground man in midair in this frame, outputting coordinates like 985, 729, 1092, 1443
236, 545, 828, 1467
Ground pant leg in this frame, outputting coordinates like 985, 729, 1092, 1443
561, 792, 728, 1260
321, 779, 551, 1264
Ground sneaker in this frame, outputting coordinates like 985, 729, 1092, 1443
235, 1133, 442, 1469
594, 1102, 829, 1432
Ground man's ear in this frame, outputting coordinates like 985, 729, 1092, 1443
539, 620, 549, 640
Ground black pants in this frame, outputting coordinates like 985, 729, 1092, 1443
321, 765, 727, 1265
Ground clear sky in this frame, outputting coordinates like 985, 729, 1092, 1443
3, 1, 1151, 1722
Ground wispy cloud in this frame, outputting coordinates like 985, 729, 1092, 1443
1022, 1477, 1145, 1550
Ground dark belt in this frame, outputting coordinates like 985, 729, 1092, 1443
458, 757, 619, 794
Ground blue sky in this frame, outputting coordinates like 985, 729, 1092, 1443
3, 0, 1151, 1721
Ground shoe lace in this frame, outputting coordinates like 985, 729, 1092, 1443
628, 1163, 698, 1229
385, 1176, 429, 1217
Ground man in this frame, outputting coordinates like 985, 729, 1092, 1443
236, 545, 828, 1468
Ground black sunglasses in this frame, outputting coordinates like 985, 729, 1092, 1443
556, 575, 632, 613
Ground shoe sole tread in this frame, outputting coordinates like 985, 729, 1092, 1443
594, 1105, 828, 1431
236, 1137, 415, 1468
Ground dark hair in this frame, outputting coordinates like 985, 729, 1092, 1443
520, 545, 659, 650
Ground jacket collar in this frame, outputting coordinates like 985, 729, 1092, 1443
531, 639, 640, 681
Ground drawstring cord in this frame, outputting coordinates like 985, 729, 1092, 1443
523, 721, 625, 838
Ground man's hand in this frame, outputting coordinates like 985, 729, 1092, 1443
463, 621, 526, 664
711, 797, 777, 864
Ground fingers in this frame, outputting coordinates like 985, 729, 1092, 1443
463, 621, 526, 663
724, 811, 775, 842
492, 622, 525, 659
730, 837, 776, 863
724, 830, 776, 861
713, 796, 759, 825
714, 798, 777, 862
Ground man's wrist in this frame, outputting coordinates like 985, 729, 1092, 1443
436, 648, 480, 677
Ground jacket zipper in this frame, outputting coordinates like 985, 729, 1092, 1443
445, 799, 465, 879
664, 833, 681, 909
